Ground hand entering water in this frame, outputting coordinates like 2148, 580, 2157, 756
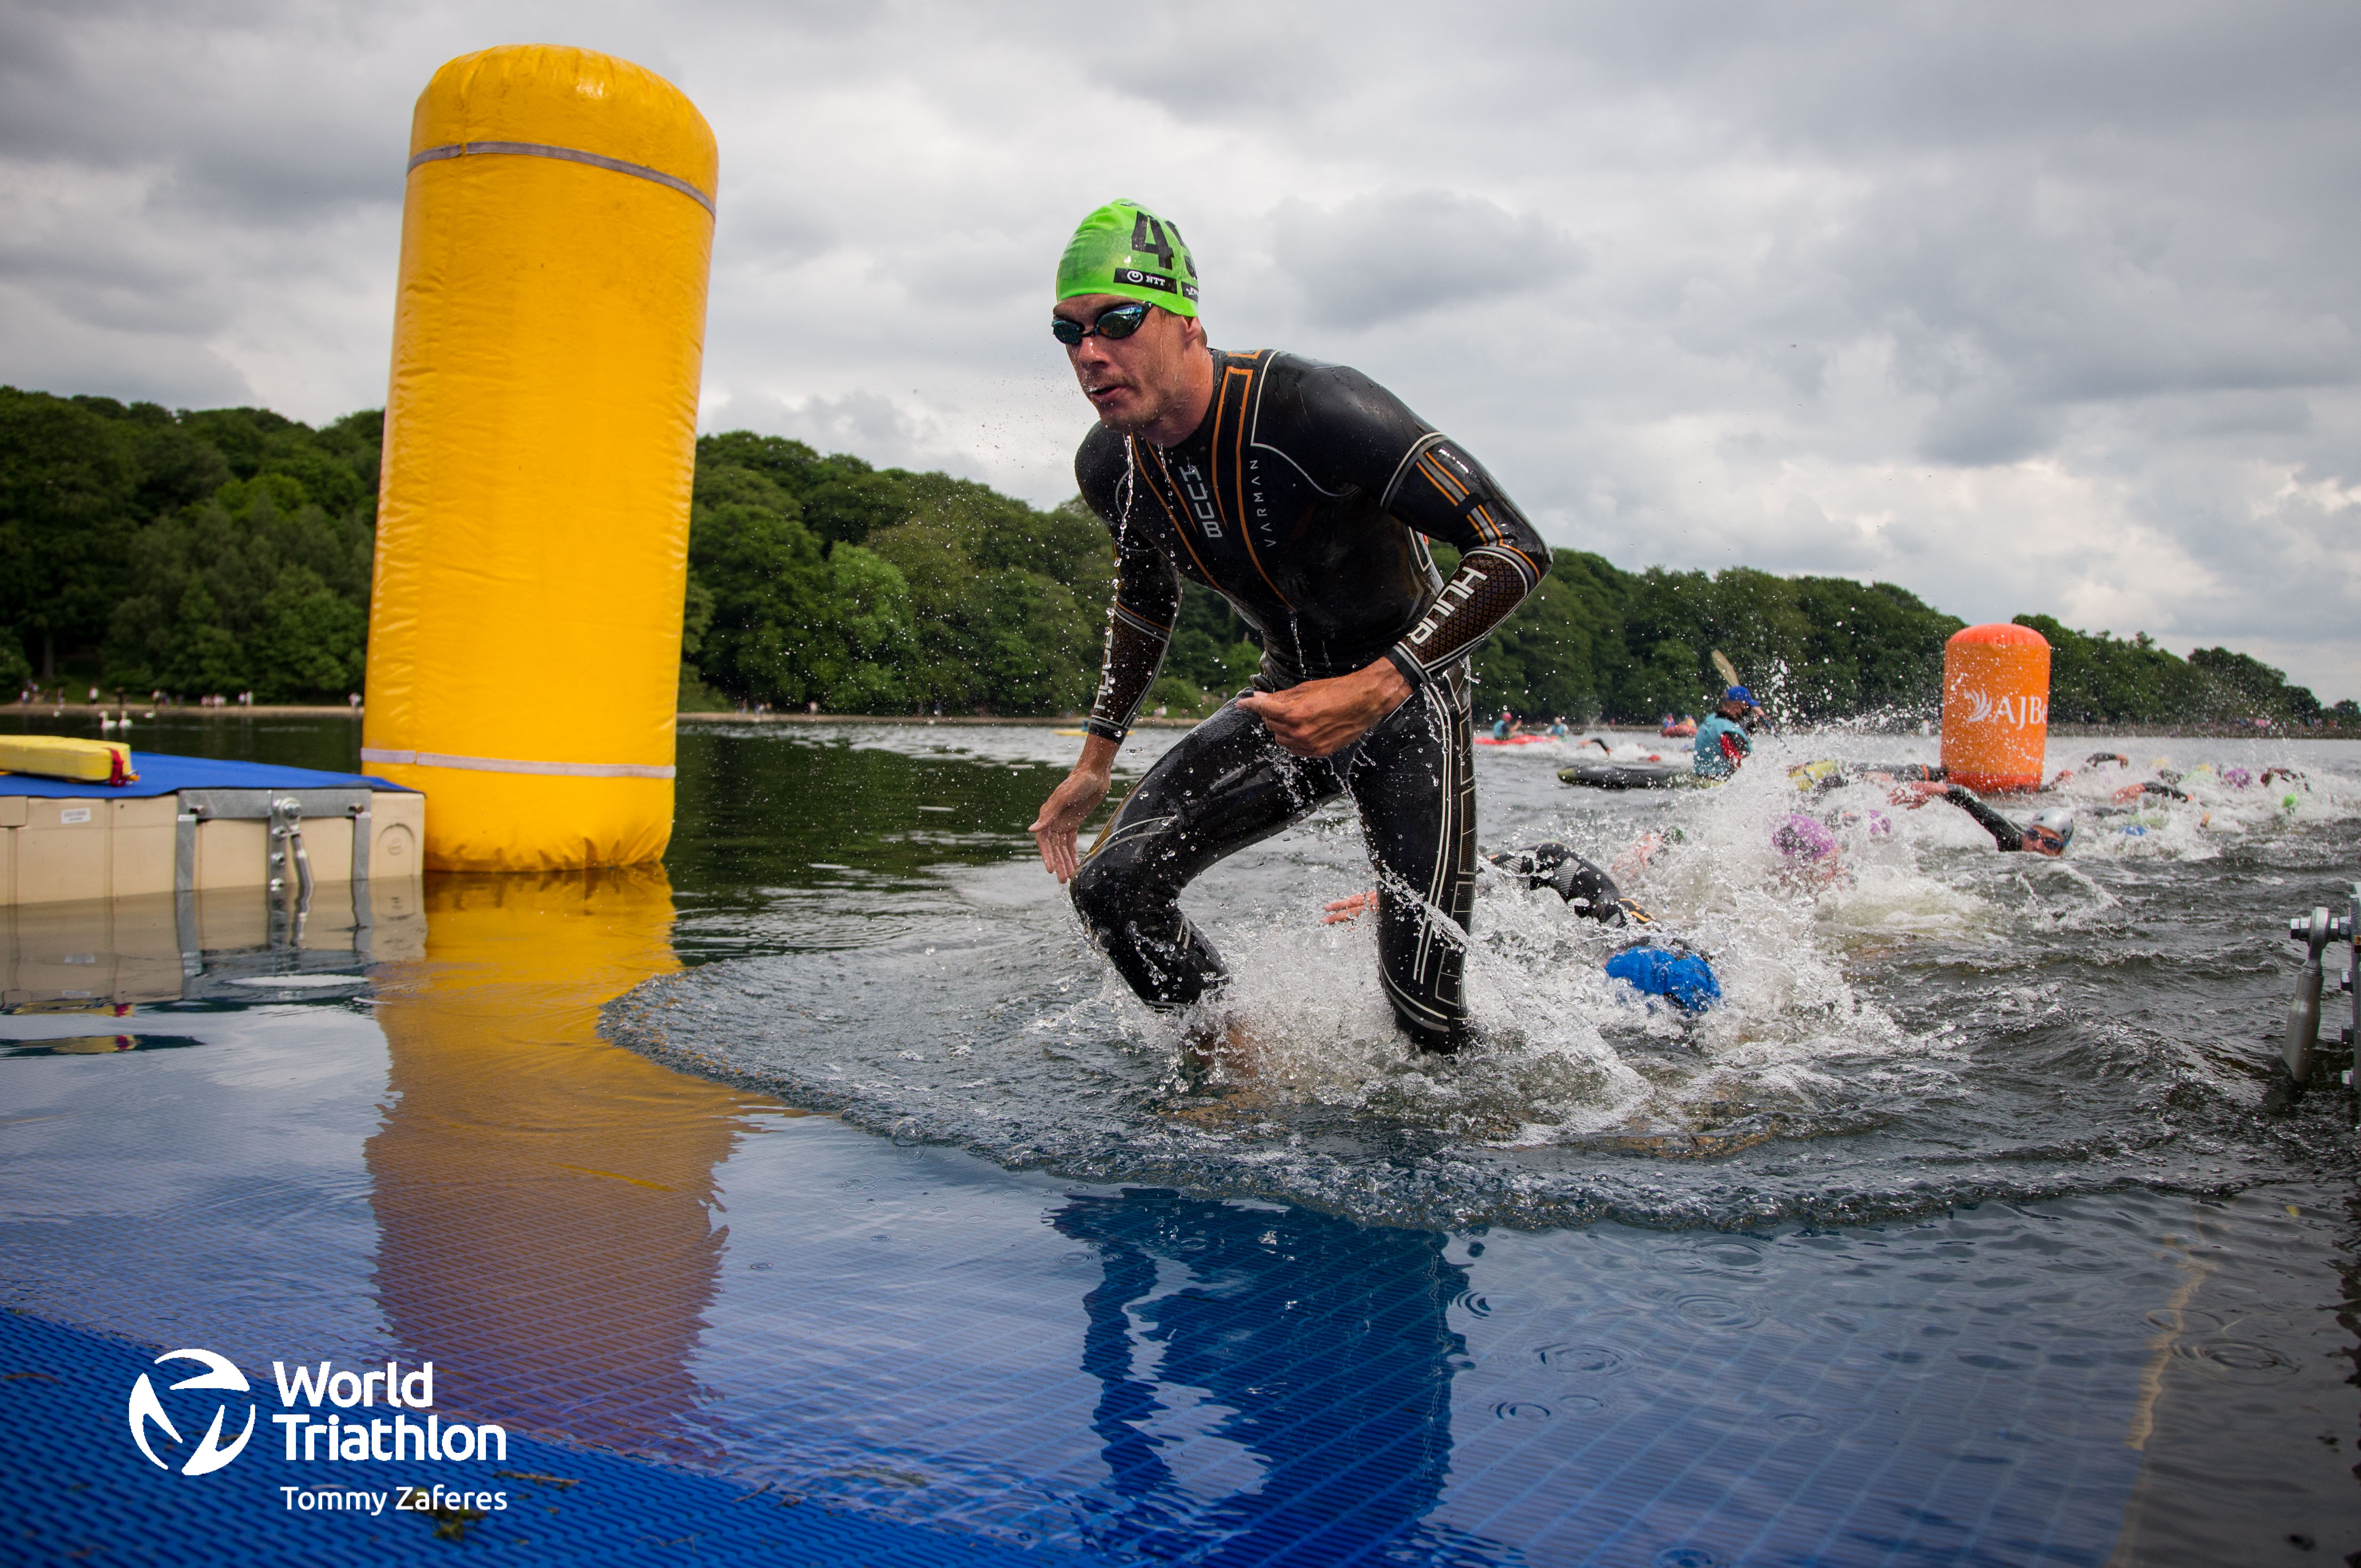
1238, 659, 1411, 758
1031, 732, 1119, 882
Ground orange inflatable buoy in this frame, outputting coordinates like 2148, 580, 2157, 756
1941, 623, 2051, 791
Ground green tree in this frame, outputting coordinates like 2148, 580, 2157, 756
106, 473, 372, 700
0, 387, 140, 677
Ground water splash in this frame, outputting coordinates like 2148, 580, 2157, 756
609, 731, 2361, 1230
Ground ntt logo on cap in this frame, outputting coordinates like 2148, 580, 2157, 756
1112, 267, 1201, 302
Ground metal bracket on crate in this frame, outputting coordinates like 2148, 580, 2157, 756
169, 787, 377, 965
2283, 881, 2361, 1092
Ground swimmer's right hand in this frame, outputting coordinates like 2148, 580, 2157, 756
1890, 780, 1946, 809
1031, 735, 1120, 883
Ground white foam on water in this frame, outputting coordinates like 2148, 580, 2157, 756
612, 729, 2361, 1228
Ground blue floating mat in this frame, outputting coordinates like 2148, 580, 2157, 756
0, 751, 412, 799
0, 1309, 1102, 1567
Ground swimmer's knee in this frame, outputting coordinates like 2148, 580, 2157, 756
1068, 854, 1126, 933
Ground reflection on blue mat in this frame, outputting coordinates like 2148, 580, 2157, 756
1056, 1192, 1491, 1566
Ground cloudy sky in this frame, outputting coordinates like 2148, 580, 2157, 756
4, 1, 2356, 697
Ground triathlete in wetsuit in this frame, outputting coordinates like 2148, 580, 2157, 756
1028, 200, 1551, 1053
1486, 844, 1650, 925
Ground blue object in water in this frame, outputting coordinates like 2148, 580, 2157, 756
1606, 944, 1722, 1011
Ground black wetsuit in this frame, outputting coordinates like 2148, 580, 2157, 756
1067, 349, 1550, 1050
1941, 786, 2030, 851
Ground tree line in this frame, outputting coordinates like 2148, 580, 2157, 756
1, 385, 2344, 726
0, 387, 376, 701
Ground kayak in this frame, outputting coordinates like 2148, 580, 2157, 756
1558, 758, 1703, 790
1476, 734, 1559, 747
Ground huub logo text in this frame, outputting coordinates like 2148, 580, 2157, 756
1407, 565, 1488, 649
1175, 460, 1222, 538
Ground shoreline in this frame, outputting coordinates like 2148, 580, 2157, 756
5, 703, 2350, 740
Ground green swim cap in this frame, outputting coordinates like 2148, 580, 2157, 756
1056, 199, 1200, 317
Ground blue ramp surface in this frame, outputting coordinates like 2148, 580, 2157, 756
0, 750, 411, 799
0, 1308, 1102, 1568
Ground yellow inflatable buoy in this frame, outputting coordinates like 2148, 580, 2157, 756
363, 45, 716, 871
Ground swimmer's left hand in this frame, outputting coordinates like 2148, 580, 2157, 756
1322, 891, 1376, 924
1239, 659, 1411, 758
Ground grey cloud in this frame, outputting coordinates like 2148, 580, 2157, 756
0, 0, 2354, 693
1267, 190, 1584, 330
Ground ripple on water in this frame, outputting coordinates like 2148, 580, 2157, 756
2175, 1338, 2298, 1379
1535, 1343, 1631, 1375
1673, 1293, 1762, 1331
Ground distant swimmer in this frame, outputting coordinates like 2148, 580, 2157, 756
1693, 687, 1757, 778
1028, 201, 1551, 1055
1329, 846, 1717, 1012
1323, 843, 1647, 925
1789, 758, 1941, 794
1894, 781, 2075, 855
1485, 843, 1653, 924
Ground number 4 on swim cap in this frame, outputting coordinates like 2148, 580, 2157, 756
1059, 199, 1201, 317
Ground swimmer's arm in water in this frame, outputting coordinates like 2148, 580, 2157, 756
1893, 780, 2023, 850
1031, 732, 1120, 883
1323, 891, 1376, 924
1943, 785, 2027, 850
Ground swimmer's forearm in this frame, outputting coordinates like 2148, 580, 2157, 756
1072, 733, 1120, 779
1944, 785, 2022, 850
1083, 609, 1171, 743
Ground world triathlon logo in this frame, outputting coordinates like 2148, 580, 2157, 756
127, 1348, 257, 1476
126, 1351, 506, 1479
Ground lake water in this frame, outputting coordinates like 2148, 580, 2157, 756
5, 711, 2359, 1565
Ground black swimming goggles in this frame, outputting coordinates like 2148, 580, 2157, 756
1050, 301, 1152, 346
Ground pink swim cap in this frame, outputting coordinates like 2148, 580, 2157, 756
1774, 813, 1839, 862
